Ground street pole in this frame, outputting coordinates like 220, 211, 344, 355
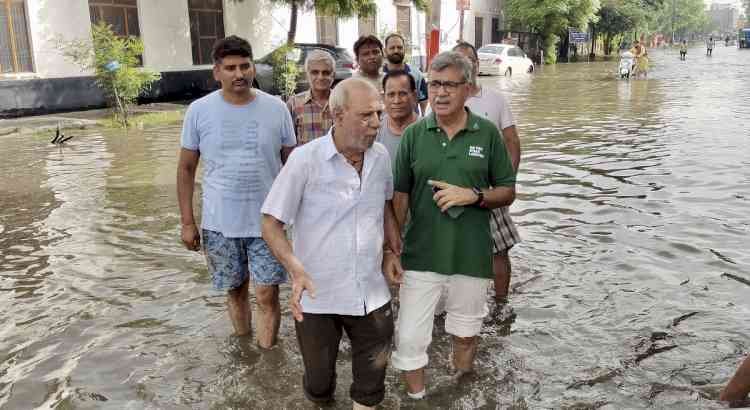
672, 0, 677, 46
459, 8, 464, 41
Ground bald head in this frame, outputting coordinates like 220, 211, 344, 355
330, 78, 382, 154
330, 77, 379, 115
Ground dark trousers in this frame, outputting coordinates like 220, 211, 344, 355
295, 302, 394, 407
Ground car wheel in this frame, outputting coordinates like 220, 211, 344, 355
527, 65, 534, 73
504, 67, 512, 76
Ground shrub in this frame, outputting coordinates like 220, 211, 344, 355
60, 22, 160, 126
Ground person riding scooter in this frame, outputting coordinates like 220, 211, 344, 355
619, 51, 635, 79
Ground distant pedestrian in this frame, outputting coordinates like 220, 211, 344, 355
286, 50, 335, 145
707, 36, 715, 56
679, 40, 687, 61
176, 35, 296, 346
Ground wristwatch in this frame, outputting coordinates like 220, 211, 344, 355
471, 187, 484, 207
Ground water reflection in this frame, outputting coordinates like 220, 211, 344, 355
1, 45, 749, 409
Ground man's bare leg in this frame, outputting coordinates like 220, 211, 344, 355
353, 401, 374, 410
227, 279, 251, 336
721, 355, 750, 402
493, 251, 512, 301
403, 368, 426, 396
254, 284, 281, 348
453, 335, 478, 373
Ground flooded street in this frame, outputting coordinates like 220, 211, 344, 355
2, 44, 750, 409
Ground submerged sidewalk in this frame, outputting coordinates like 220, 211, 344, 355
0, 102, 188, 136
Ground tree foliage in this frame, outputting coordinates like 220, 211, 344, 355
505, 0, 600, 64
646, 0, 711, 39
59, 22, 160, 126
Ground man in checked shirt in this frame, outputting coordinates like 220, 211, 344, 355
286, 50, 335, 145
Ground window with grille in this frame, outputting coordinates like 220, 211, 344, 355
188, 0, 224, 65
89, 0, 140, 37
1, 0, 33, 73
316, 15, 338, 46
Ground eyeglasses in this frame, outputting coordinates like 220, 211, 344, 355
427, 80, 467, 93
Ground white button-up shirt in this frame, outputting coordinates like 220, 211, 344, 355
261, 130, 393, 316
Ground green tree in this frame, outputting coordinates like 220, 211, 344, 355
647, 0, 710, 40
59, 22, 160, 127
592, 0, 664, 55
505, 0, 600, 64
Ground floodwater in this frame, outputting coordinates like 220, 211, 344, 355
2, 44, 749, 409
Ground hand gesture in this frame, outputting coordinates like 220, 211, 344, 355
382, 251, 404, 285
428, 180, 478, 212
181, 224, 201, 251
290, 270, 316, 322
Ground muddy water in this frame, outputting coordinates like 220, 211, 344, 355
1, 44, 749, 409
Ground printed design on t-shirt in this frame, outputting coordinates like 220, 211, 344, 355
216, 119, 264, 199
468, 145, 484, 159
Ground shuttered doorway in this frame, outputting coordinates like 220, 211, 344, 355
0, 0, 33, 73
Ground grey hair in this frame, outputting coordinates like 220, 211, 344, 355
429, 51, 473, 84
329, 77, 378, 114
304, 49, 335, 72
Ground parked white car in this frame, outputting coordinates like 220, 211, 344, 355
477, 44, 534, 76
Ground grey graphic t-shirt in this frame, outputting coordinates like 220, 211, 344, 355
181, 90, 296, 237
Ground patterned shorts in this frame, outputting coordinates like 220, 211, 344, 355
203, 230, 287, 290
490, 206, 521, 254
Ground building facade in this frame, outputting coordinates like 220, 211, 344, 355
709, 2, 740, 36
0, 0, 505, 117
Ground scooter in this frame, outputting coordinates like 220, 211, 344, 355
618, 51, 635, 79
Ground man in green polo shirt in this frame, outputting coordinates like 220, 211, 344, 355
390, 51, 516, 399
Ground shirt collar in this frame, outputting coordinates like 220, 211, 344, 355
426, 107, 482, 133
300, 90, 314, 104
321, 128, 339, 161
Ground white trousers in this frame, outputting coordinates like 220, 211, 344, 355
391, 270, 490, 371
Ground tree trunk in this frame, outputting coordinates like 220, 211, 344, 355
287, 0, 298, 46
589, 26, 596, 58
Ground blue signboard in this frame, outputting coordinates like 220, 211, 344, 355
569, 29, 589, 44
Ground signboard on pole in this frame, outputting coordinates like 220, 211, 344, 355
456, 0, 470, 11
568, 29, 589, 44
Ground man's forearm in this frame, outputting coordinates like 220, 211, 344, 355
383, 200, 402, 253
393, 192, 410, 231
261, 215, 305, 277
177, 167, 197, 225
482, 186, 515, 209
502, 126, 521, 173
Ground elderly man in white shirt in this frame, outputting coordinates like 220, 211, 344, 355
261, 77, 403, 410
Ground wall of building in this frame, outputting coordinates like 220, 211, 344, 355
139, 0, 193, 71
25, 0, 93, 78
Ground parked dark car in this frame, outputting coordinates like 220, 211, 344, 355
254, 43, 355, 95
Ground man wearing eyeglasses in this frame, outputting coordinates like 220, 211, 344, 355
390, 51, 516, 399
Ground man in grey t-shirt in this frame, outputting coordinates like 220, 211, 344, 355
177, 36, 296, 347
376, 70, 419, 162
454, 42, 521, 321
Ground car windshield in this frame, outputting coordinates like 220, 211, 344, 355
478, 45, 506, 55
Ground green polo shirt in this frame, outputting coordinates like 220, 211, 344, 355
393, 109, 515, 279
